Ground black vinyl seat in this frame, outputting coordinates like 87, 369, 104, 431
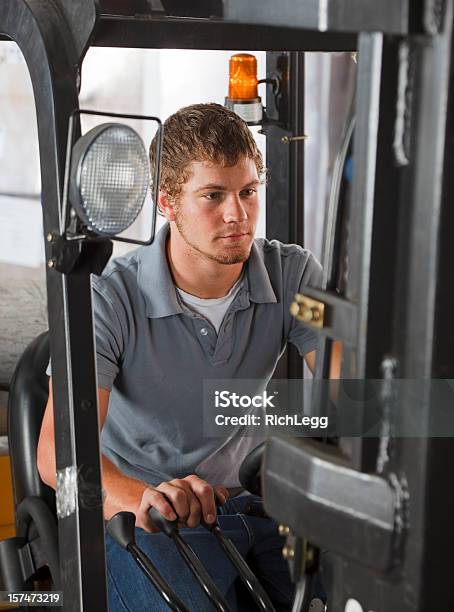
8, 332, 54, 510
0, 331, 60, 592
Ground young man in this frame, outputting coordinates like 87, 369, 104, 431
38, 103, 323, 611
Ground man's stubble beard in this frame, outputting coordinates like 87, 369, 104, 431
174, 209, 251, 265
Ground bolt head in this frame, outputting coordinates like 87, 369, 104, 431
282, 545, 295, 560
302, 307, 313, 321
290, 302, 300, 317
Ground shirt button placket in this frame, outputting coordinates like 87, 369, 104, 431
199, 325, 215, 358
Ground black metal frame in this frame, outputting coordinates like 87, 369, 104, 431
265, 51, 307, 380
93, 14, 356, 51
0, 3, 108, 611
2, 0, 454, 610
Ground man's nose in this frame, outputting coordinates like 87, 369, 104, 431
223, 194, 248, 223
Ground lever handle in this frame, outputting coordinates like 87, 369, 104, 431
148, 507, 179, 537
106, 511, 137, 549
106, 511, 190, 612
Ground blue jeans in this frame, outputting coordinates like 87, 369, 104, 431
106, 494, 295, 611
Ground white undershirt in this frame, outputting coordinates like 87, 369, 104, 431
176, 275, 243, 333
176, 274, 260, 489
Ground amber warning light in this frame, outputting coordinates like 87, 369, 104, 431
225, 54, 263, 125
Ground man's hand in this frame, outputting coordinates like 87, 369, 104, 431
136, 475, 230, 532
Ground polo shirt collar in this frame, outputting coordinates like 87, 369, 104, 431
245, 242, 277, 304
138, 223, 277, 318
138, 223, 184, 319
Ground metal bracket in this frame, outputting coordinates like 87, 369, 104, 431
263, 437, 407, 572
292, 285, 357, 346
282, 534, 318, 584
290, 293, 325, 329
260, 53, 291, 132
48, 233, 82, 274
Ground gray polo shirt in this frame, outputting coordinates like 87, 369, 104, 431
93, 223, 322, 486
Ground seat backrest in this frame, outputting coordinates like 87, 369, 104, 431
7, 332, 55, 510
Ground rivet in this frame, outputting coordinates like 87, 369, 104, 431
278, 524, 290, 536
282, 545, 294, 560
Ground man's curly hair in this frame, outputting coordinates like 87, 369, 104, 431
149, 103, 265, 203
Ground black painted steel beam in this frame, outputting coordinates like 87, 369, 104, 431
93, 14, 356, 51
223, 0, 409, 35
266, 52, 306, 380
0, 2, 108, 611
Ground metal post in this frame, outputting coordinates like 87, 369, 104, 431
0, 2, 108, 610
266, 51, 306, 380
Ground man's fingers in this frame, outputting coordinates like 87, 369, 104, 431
184, 475, 216, 523
156, 482, 190, 521
214, 485, 229, 506
169, 480, 202, 527
138, 478, 225, 531
139, 487, 177, 529
185, 490, 202, 527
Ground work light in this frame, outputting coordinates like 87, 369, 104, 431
69, 123, 149, 237
58, 108, 161, 251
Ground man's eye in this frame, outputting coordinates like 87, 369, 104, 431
204, 192, 221, 200
240, 188, 257, 197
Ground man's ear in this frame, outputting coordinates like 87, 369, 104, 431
158, 189, 176, 222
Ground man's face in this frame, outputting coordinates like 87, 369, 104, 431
169, 157, 260, 265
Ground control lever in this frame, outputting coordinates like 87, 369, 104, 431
148, 507, 232, 612
106, 511, 189, 612
201, 516, 276, 611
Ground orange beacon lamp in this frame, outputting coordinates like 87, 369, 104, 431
225, 53, 263, 125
